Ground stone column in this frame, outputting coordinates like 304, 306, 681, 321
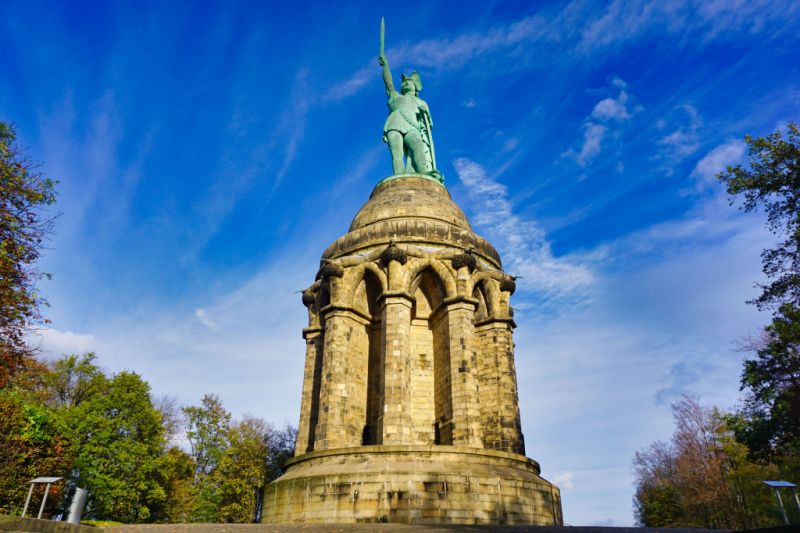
295, 326, 324, 455
314, 307, 370, 450
443, 296, 483, 448
475, 318, 524, 455
378, 291, 414, 444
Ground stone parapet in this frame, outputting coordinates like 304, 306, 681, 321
262, 446, 561, 525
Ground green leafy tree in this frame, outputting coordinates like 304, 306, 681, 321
44, 352, 103, 408
183, 394, 231, 522
151, 446, 196, 523
184, 394, 231, 480
214, 418, 297, 523
0, 389, 71, 516
214, 416, 270, 523
719, 122, 800, 311
729, 305, 800, 485
719, 123, 800, 480
58, 363, 167, 522
0, 122, 56, 387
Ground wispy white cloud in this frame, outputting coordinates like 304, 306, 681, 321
273, 69, 311, 191
393, 15, 553, 70
332, 1, 800, 105
691, 139, 746, 186
591, 84, 635, 121
38, 328, 98, 357
564, 77, 639, 167
503, 137, 520, 152
194, 308, 218, 331
554, 472, 574, 490
453, 158, 593, 306
657, 105, 702, 165
37, 91, 125, 243
569, 123, 608, 167
578, 0, 798, 52
655, 359, 714, 405
324, 66, 373, 102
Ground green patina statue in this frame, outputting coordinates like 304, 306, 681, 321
379, 18, 443, 183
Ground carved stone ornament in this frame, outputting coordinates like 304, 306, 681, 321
301, 289, 316, 307
451, 250, 477, 272
500, 276, 517, 294
319, 261, 344, 279
379, 241, 408, 267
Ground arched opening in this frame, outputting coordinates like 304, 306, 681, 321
318, 284, 331, 310
409, 268, 453, 445
352, 271, 383, 445
472, 282, 489, 323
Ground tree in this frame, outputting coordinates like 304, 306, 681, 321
0, 122, 56, 387
44, 352, 103, 408
213, 418, 297, 523
58, 363, 167, 522
729, 304, 800, 486
150, 446, 196, 523
180, 395, 297, 523
719, 122, 800, 311
633, 396, 779, 529
184, 394, 231, 481
0, 389, 71, 516
214, 416, 270, 523
182, 394, 231, 522
719, 123, 800, 480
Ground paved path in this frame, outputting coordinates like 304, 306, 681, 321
106, 525, 727, 533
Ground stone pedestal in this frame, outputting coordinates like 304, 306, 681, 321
263, 446, 561, 525
267, 175, 561, 525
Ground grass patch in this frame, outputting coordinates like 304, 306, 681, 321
81, 520, 125, 526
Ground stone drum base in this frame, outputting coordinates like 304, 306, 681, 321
261, 445, 562, 526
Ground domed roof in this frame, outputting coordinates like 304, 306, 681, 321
322, 175, 501, 268
348, 175, 472, 232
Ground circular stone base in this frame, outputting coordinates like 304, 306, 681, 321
261, 445, 562, 525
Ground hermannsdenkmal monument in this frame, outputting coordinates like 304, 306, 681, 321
262, 20, 563, 525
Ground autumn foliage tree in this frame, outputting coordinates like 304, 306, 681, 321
633, 396, 779, 529
0, 122, 56, 387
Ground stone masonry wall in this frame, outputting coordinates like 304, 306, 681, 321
275, 175, 560, 525
475, 320, 524, 454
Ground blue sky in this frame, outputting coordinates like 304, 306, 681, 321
3, 0, 800, 526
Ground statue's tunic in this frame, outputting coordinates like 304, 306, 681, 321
382, 91, 427, 142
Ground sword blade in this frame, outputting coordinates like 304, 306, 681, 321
380, 17, 385, 55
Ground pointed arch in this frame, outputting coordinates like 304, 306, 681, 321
405, 258, 457, 300
344, 263, 387, 302
348, 264, 386, 319
472, 282, 489, 322
317, 283, 331, 310
467, 272, 500, 317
